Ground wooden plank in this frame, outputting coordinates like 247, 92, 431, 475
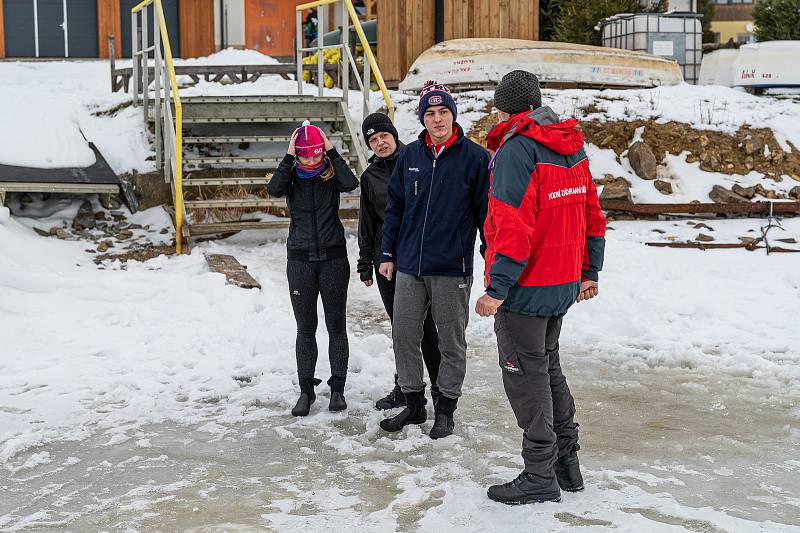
0, 0, 5, 58
97, 0, 121, 59
180, 0, 215, 58
205, 254, 262, 289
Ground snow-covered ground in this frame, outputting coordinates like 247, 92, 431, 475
1, 52, 800, 531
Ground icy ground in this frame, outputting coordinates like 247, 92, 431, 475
1, 200, 799, 531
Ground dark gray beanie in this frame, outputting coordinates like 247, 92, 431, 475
494, 70, 542, 115
362, 112, 398, 143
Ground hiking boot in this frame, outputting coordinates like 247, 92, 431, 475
375, 374, 406, 410
429, 412, 454, 439
429, 394, 457, 439
487, 470, 561, 505
329, 391, 347, 412
379, 391, 426, 432
554, 449, 584, 492
291, 377, 322, 417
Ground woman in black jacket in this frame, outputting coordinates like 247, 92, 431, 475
357, 113, 441, 411
267, 121, 359, 416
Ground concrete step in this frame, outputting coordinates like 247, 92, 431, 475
182, 176, 271, 187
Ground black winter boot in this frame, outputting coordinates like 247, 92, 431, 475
380, 390, 427, 432
292, 378, 322, 416
487, 470, 562, 505
375, 374, 406, 410
327, 376, 347, 412
554, 448, 584, 492
429, 394, 457, 439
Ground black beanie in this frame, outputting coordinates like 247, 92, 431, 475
494, 70, 542, 115
362, 112, 398, 144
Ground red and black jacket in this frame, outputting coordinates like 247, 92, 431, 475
484, 107, 606, 316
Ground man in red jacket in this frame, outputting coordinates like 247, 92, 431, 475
476, 70, 606, 505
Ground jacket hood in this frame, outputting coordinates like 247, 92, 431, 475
487, 106, 584, 156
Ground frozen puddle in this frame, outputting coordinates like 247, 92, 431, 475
2, 344, 798, 532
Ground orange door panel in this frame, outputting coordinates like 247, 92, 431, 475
244, 0, 300, 57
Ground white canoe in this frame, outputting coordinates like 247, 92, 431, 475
398, 38, 684, 92
734, 41, 800, 89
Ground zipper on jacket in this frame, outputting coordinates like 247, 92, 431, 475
414, 181, 418, 196
311, 180, 319, 259
418, 158, 436, 276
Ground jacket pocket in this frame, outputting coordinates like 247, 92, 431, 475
494, 311, 525, 376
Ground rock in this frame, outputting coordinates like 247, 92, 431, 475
99, 194, 123, 210
738, 236, 758, 245
766, 190, 778, 199
777, 238, 798, 244
754, 184, 768, 197
159, 228, 169, 235
48, 227, 60, 236
709, 185, 748, 204
55, 229, 70, 240
790, 174, 800, 183
599, 177, 632, 202
627, 141, 658, 180
33, 227, 51, 237
654, 180, 673, 195
732, 184, 756, 199
699, 135, 710, 147
94, 211, 108, 220
129, 224, 143, 230
129, 170, 173, 210
116, 229, 134, 240
789, 186, 800, 200
97, 241, 111, 252
744, 156, 755, 171
694, 222, 714, 231
696, 233, 715, 242
85, 249, 96, 254
72, 200, 96, 230
743, 138, 763, 155
651, 229, 666, 234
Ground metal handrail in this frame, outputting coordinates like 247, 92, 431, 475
295, 0, 394, 121
131, 0, 184, 254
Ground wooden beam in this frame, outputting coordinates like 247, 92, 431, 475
0, 0, 5, 59
97, 0, 121, 59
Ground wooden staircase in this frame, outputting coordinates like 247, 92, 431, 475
149, 94, 367, 239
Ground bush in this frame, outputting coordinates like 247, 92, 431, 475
753, 0, 800, 41
552, 0, 652, 46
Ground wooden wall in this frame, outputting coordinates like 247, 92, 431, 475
377, 0, 436, 86
378, 0, 539, 85
443, 0, 538, 41
180, 0, 215, 58
97, 0, 121, 58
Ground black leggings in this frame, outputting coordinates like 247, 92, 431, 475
287, 258, 350, 389
375, 269, 441, 385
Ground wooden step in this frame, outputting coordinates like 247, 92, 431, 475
183, 133, 348, 144
183, 195, 360, 210
189, 220, 291, 236
180, 116, 341, 124
183, 154, 360, 165
184, 198, 282, 209
182, 176, 271, 187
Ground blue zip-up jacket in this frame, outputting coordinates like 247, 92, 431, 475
380, 124, 491, 277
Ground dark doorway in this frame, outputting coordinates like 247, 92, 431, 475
120, 0, 180, 58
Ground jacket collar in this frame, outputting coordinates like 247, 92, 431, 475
486, 106, 584, 156
368, 141, 404, 165
417, 123, 465, 158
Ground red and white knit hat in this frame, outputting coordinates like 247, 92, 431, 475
295, 120, 326, 158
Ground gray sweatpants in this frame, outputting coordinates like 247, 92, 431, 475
494, 309, 579, 474
393, 272, 472, 399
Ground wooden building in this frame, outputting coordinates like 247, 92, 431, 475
377, 0, 540, 85
0, 0, 215, 59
